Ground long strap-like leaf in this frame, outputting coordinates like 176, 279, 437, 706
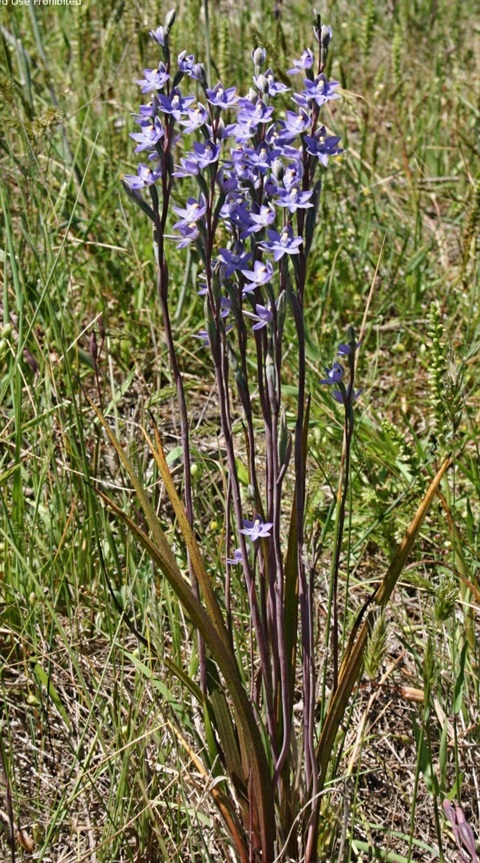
316, 455, 452, 789
89, 399, 275, 859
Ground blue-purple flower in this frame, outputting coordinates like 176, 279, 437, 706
304, 127, 342, 166
136, 63, 170, 93
241, 260, 274, 291
295, 74, 340, 108
275, 185, 313, 213
287, 49, 315, 75
241, 203, 276, 237
259, 225, 303, 261
218, 243, 252, 278
227, 548, 244, 565
129, 117, 164, 153
157, 88, 195, 120
123, 162, 162, 189
206, 83, 238, 108
172, 194, 207, 224
320, 362, 344, 385
180, 103, 209, 132
243, 303, 274, 330
241, 517, 273, 541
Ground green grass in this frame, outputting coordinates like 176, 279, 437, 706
1, 0, 479, 860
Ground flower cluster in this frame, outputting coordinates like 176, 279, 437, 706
123, 9, 343, 554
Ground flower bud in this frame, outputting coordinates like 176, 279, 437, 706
320, 25, 332, 65
251, 47, 266, 70
165, 8, 176, 30
272, 158, 285, 181
254, 73, 269, 95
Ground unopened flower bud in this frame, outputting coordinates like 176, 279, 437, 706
165, 8, 176, 30
255, 73, 269, 95
247, 87, 258, 103
272, 158, 285, 181
251, 47, 266, 69
193, 63, 207, 86
320, 25, 332, 65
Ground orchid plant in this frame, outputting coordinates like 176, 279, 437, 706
91, 8, 451, 861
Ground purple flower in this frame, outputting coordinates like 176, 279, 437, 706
253, 69, 289, 97
180, 103, 209, 133
304, 127, 342, 166
129, 117, 164, 152
218, 243, 252, 277
240, 517, 273, 541
241, 260, 274, 292
206, 83, 238, 108
173, 221, 200, 247
219, 195, 251, 231
194, 329, 210, 344
296, 74, 340, 108
150, 26, 167, 46
237, 97, 274, 126
231, 119, 258, 143
227, 548, 244, 565
177, 51, 197, 76
241, 203, 276, 237
260, 225, 303, 261
173, 155, 201, 178
282, 161, 304, 190
243, 303, 274, 330
192, 139, 221, 168
287, 49, 315, 75
220, 296, 233, 318
276, 109, 311, 144
332, 388, 362, 405
136, 63, 170, 93
338, 341, 360, 356
320, 362, 344, 385
172, 194, 207, 224
275, 185, 313, 213
157, 88, 195, 120
123, 162, 162, 190
243, 142, 281, 174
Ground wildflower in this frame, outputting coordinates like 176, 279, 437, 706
218, 243, 252, 278
276, 109, 311, 144
241, 203, 276, 237
237, 97, 274, 127
338, 341, 360, 356
157, 88, 195, 120
259, 225, 303, 261
180, 103, 209, 133
136, 63, 170, 93
241, 517, 273, 541
227, 548, 244, 565
172, 194, 207, 224
320, 362, 344, 385
241, 260, 274, 291
253, 69, 289, 97
173, 221, 200, 247
192, 139, 221, 168
332, 388, 362, 405
287, 49, 315, 75
123, 162, 162, 189
304, 127, 342, 166
206, 83, 238, 109
275, 185, 313, 213
296, 74, 340, 108
243, 303, 274, 331
129, 117, 164, 153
